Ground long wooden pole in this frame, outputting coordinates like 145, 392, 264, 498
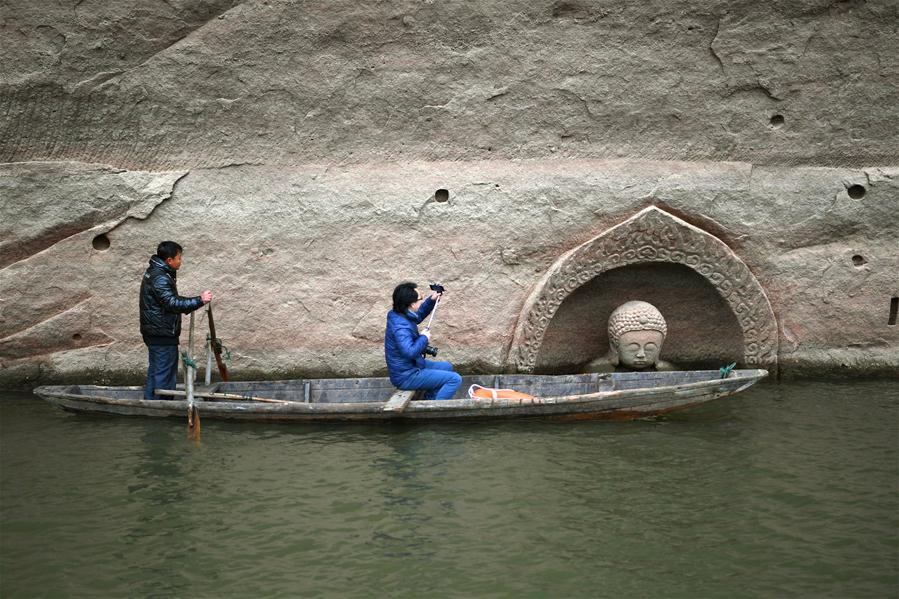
186, 311, 200, 440
156, 389, 290, 404
207, 302, 229, 381
204, 332, 212, 386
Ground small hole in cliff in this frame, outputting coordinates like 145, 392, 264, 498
92, 234, 110, 251
890, 297, 898, 326
851, 255, 867, 267
769, 114, 785, 128
72, 334, 82, 341
434, 189, 449, 203
847, 184, 866, 199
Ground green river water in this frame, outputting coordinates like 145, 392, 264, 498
1, 381, 897, 598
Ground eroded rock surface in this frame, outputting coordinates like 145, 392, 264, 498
1, 161, 896, 386
2, 1, 897, 167
1, 1, 897, 386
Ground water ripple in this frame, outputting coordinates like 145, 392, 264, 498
2, 382, 897, 597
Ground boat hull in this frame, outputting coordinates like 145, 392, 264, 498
33, 370, 767, 422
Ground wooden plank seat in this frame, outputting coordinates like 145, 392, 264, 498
382, 389, 418, 413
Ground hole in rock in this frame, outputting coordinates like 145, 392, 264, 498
434, 189, 449, 203
847, 184, 866, 199
890, 297, 898, 326
851, 255, 867, 267
92, 234, 110, 251
769, 114, 785, 128
72, 334, 82, 341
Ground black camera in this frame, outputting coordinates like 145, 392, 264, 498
423, 344, 439, 357
429, 283, 445, 294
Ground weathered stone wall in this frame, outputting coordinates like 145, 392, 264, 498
3, 0, 897, 167
2, 160, 896, 385
1, 1, 897, 387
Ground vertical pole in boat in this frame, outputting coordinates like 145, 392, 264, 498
207, 302, 229, 381
205, 332, 213, 386
186, 311, 200, 440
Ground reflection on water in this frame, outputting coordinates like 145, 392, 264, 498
1, 381, 897, 597
124, 426, 194, 596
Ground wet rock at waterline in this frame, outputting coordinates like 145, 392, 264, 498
2, 161, 896, 386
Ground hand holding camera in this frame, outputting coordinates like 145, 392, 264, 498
422, 283, 445, 358
429, 282, 445, 301
421, 327, 439, 356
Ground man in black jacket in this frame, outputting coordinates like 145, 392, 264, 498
139, 241, 213, 400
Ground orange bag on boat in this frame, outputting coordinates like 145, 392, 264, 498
468, 384, 536, 401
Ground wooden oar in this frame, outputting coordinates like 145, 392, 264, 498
156, 389, 291, 404
186, 312, 200, 441
207, 302, 229, 381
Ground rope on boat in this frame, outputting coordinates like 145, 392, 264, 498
719, 362, 737, 378
217, 342, 231, 361
181, 351, 199, 370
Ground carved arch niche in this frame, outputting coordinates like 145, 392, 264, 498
509, 206, 778, 373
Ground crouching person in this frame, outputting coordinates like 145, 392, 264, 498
384, 282, 461, 400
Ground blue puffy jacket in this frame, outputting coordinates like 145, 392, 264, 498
384, 297, 436, 386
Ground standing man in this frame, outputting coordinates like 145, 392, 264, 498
139, 241, 213, 400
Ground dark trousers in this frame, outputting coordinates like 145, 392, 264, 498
144, 345, 179, 400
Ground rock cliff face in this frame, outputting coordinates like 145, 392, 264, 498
1, 0, 897, 386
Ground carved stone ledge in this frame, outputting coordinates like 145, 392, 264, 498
509, 206, 778, 373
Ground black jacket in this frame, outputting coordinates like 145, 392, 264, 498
139, 255, 204, 345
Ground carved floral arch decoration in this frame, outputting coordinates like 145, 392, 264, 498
509, 206, 778, 373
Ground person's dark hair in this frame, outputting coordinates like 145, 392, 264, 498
157, 241, 183, 261
392, 282, 420, 314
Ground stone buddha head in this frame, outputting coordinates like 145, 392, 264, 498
607, 301, 668, 370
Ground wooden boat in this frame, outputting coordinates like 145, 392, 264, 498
33, 369, 767, 422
